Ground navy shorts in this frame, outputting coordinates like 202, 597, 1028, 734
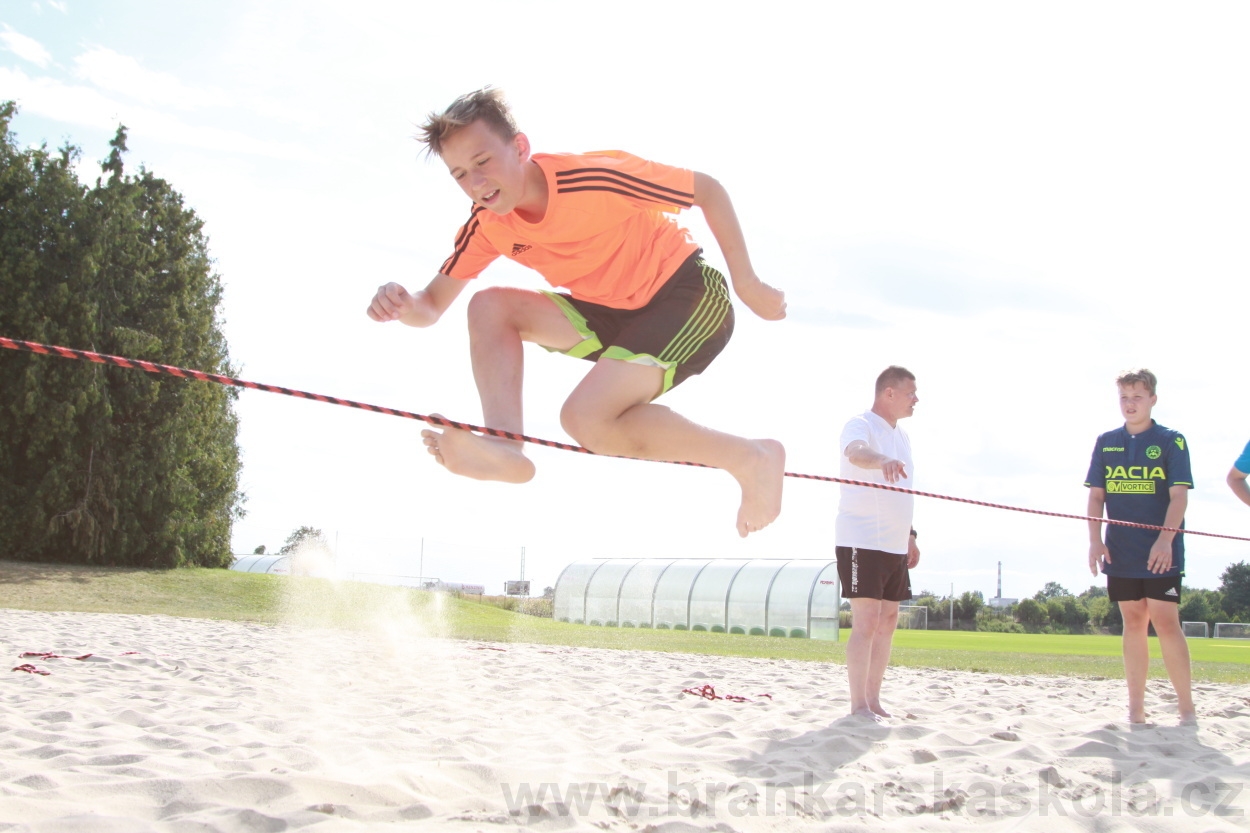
836, 546, 913, 602
542, 250, 734, 396
1107, 574, 1182, 603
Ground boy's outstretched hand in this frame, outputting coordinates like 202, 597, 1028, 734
734, 276, 787, 321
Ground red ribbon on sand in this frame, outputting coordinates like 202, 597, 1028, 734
12, 664, 51, 676
682, 684, 773, 703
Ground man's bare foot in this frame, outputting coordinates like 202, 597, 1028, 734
1178, 711, 1198, 726
850, 707, 885, 723
1127, 707, 1148, 724
421, 417, 535, 483
733, 439, 786, 537
869, 703, 893, 718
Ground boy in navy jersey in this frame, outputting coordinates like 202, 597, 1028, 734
1085, 369, 1195, 724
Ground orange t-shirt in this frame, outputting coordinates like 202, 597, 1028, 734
438, 151, 700, 310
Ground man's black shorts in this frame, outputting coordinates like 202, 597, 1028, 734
836, 546, 912, 602
1107, 574, 1183, 603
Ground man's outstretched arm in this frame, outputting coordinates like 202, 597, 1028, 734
844, 440, 907, 484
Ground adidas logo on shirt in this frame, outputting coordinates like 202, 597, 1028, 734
1165, 587, 1178, 597
511, 243, 532, 256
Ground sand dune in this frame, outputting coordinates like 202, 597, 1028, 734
2, 608, 1248, 831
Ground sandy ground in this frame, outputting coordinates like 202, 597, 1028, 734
2, 607, 1249, 832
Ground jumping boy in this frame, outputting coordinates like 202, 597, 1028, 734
366, 88, 786, 536
1085, 369, 1196, 724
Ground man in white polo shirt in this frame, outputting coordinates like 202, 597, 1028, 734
836, 365, 920, 720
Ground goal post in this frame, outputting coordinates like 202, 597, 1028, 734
1181, 621, 1209, 639
897, 604, 929, 630
1214, 622, 1250, 640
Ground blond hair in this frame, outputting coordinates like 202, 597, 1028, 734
417, 87, 517, 157
1116, 368, 1158, 395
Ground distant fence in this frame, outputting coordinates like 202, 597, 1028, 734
349, 573, 485, 595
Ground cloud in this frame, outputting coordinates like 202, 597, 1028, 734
73, 46, 229, 110
832, 240, 1077, 316
0, 27, 52, 68
0, 66, 317, 162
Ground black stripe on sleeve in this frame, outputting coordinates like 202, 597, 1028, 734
555, 166, 694, 203
556, 183, 692, 208
441, 208, 484, 276
451, 205, 485, 249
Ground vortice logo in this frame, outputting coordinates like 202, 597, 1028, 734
1107, 481, 1156, 494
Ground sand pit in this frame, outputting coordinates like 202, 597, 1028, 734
2, 608, 1248, 831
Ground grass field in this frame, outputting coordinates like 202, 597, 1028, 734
3, 560, 1248, 683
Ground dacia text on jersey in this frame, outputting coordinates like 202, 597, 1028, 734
1104, 466, 1166, 494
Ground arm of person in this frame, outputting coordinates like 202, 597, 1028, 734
844, 439, 907, 483
366, 273, 469, 328
1087, 487, 1109, 575
1229, 466, 1250, 508
1147, 485, 1189, 573
691, 171, 786, 321
906, 532, 920, 569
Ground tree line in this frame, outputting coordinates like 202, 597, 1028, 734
902, 562, 1250, 635
0, 103, 242, 567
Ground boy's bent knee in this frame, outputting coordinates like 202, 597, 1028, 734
561, 399, 634, 455
466, 286, 518, 323
468, 286, 557, 329
560, 402, 605, 451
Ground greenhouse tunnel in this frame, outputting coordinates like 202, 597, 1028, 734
553, 559, 841, 640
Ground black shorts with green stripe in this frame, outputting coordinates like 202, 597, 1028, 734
542, 250, 734, 396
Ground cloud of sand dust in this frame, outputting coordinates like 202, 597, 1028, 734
274, 549, 451, 661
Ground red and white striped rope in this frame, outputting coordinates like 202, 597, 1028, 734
3, 336, 1246, 541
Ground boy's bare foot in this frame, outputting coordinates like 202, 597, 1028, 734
1127, 707, 1148, 724
421, 416, 535, 483
850, 707, 885, 723
733, 439, 786, 537
869, 703, 893, 718
1178, 711, 1198, 726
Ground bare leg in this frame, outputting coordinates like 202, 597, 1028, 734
560, 359, 785, 537
1119, 599, 1150, 723
421, 288, 580, 482
846, 598, 885, 718
865, 600, 900, 717
1147, 598, 1195, 723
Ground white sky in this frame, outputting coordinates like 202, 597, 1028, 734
3, 1, 1248, 599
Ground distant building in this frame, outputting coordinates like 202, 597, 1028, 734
553, 558, 842, 640
423, 580, 486, 595
230, 553, 291, 575
987, 560, 1017, 608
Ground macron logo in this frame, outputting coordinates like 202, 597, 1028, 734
1165, 587, 1178, 597
511, 243, 532, 256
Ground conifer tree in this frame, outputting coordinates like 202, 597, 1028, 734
0, 103, 243, 567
